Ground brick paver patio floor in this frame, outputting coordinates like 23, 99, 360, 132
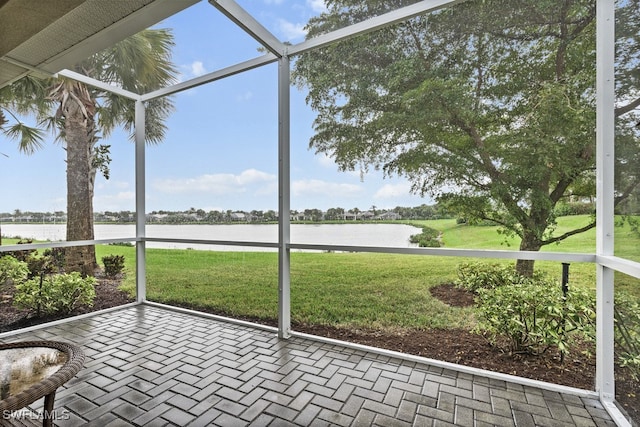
0, 304, 617, 426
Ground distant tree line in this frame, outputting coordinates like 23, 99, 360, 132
1, 204, 457, 224
1, 201, 605, 226
2, 201, 604, 225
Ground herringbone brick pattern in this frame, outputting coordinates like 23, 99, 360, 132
1, 305, 616, 426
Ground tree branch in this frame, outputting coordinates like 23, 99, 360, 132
544, 221, 596, 245
615, 177, 640, 206
615, 96, 640, 117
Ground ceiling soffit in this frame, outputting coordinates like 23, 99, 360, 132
0, 0, 198, 88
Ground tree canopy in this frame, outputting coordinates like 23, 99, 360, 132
293, 0, 640, 275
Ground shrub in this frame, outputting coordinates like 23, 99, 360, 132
25, 254, 56, 280
554, 201, 595, 217
0, 255, 29, 289
102, 254, 125, 278
14, 272, 96, 316
475, 277, 595, 356
409, 226, 441, 247
43, 247, 66, 272
455, 262, 546, 292
615, 292, 640, 381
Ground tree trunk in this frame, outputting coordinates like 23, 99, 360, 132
64, 102, 97, 276
516, 233, 543, 277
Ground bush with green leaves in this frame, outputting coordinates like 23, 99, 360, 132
43, 247, 66, 272
475, 276, 595, 356
102, 254, 125, 278
409, 226, 441, 247
0, 255, 29, 289
615, 292, 640, 381
455, 262, 547, 292
14, 272, 96, 316
553, 201, 595, 217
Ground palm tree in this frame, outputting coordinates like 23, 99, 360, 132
1, 29, 177, 275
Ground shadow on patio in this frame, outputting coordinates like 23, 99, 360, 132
0, 304, 617, 426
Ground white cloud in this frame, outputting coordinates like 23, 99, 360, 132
293, 179, 362, 197
278, 19, 306, 41
236, 168, 276, 185
374, 183, 412, 199
175, 60, 207, 84
152, 169, 277, 196
190, 61, 206, 77
307, 0, 327, 13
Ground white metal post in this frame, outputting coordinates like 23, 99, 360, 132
135, 100, 147, 303
278, 55, 291, 339
595, 0, 616, 407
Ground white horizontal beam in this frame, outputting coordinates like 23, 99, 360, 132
288, 0, 468, 56
597, 255, 640, 279
0, 238, 136, 253
58, 69, 141, 100
144, 237, 278, 249
1, 236, 598, 264
288, 243, 596, 262
0, 56, 57, 78
292, 330, 598, 398
141, 53, 277, 101
145, 301, 279, 333
0, 302, 140, 339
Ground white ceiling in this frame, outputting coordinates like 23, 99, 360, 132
0, 0, 198, 89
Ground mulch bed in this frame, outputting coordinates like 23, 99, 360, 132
1, 280, 637, 422
0, 276, 132, 333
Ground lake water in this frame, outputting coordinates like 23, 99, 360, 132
1, 223, 421, 251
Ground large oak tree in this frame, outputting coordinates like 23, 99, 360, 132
293, 0, 640, 275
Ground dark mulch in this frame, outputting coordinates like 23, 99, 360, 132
0, 276, 133, 333
429, 282, 476, 307
0, 280, 637, 423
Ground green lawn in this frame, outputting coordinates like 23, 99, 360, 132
126, 249, 475, 330
4, 215, 639, 330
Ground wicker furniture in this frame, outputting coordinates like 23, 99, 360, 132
0, 341, 84, 427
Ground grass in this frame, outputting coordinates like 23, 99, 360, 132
3, 215, 639, 330
129, 250, 475, 330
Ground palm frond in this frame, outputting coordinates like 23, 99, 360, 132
5, 122, 46, 155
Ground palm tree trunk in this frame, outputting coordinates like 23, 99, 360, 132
64, 101, 97, 276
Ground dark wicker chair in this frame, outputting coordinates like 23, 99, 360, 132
0, 341, 85, 427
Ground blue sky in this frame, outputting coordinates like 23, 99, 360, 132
1, 0, 431, 214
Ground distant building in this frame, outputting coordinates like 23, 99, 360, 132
376, 212, 401, 220
357, 211, 375, 220
230, 212, 247, 221
147, 213, 168, 222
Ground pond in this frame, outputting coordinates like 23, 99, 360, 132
1, 223, 421, 251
